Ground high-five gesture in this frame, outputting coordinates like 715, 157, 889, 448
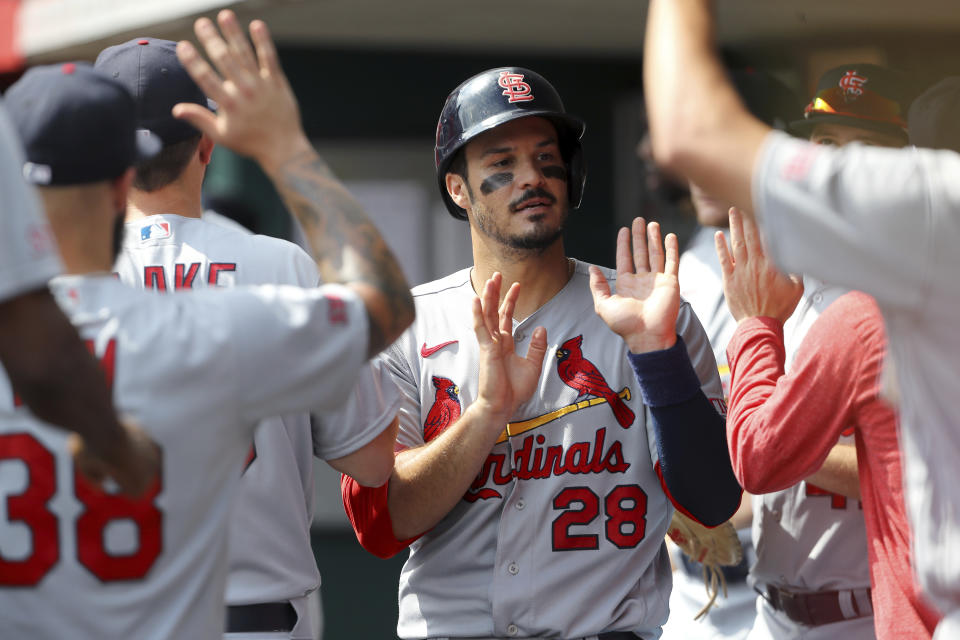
472, 273, 548, 424
173, 11, 309, 172
589, 217, 680, 353
715, 208, 803, 324
175, 10, 414, 356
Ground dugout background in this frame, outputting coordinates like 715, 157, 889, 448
4, 1, 960, 636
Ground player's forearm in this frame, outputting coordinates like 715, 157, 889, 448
264, 147, 415, 356
387, 402, 506, 540
328, 417, 399, 488
726, 318, 854, 494
631, 337, 742, 526
805, 443, 861, 500
0, 290, 127, 453
643, 0, 764, 213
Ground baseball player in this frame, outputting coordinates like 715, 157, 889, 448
675, 64, 910, 640
0, 13, 412, 640
664, 68, 800, 640
718, 208, 941, 639
340, 67, 743, 639
95, 35, 387, 639
644, 2, 960, 638
0, 100, 158, 495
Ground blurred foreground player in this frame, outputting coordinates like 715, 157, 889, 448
97, 33, 399, 639
0, 15, 412, 640
0, 99, 158, 496
645, 1, 960, 637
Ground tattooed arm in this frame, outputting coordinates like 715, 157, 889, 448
173, 10, 414, 354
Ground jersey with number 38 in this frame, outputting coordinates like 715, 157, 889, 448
0, 275, 367, 640
385, 261, 723, 639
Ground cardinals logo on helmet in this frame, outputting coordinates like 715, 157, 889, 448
498, 71, 534, 103
423, 376, 461, 442
556, 335, 635, 428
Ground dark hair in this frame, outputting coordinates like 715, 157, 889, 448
133, 134, 202, 192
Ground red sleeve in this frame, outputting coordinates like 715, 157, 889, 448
725, 292, 880, 493
340, 473, 421, 559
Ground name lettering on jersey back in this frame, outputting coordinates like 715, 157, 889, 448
142, 263, 237, 290
464, 427, 629, 502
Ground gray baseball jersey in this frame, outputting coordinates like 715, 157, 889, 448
0, 275, 368, 639
753, 131, 960, 638
664, 226, 756, 640
382, 260, 723, 639
115, 214, 399, 637
0, 102, 62, 302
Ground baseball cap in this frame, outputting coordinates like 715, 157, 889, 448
908, 76, 960, 153
790, 63, 909, 138
95, 37, 216, 147
4, 62, 161, 185
730, 68, 801, 131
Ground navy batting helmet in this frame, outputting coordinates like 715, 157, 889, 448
435, 67, 586, 220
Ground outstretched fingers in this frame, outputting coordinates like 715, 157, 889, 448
663, 232, 679, 277
176, 39, 231, 110
524, 326, 548, 370
632, 217, 650, 273
217, 10, 259, 76
615, 226, 632, 276
194, 13, 254, 94
249, 19, 283, 81
737, 207, 765, 259
588, 265, 612, 312
715, 230, 734, 277
646, 221, 665, 273
728, 207, 748, 265
480, 273, 503, 342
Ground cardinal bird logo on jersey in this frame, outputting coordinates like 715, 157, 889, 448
556, 335, 635, 428
423, 376, 462, 442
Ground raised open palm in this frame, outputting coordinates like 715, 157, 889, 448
589, 218, 680, 353
472, 273, 548, 422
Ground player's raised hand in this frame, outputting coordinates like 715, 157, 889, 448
173, 10, 312, 173
590, 217, 680, 353
472, 273, 547, 424
715, 207, 803, 324
69, 419, 161, 497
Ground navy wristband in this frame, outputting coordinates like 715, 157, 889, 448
627, 335, 702, 407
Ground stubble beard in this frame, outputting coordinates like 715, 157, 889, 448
471, 203, 568, 256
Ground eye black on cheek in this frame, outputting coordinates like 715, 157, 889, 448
480, 172, 513, 195
541, 165, 567, 182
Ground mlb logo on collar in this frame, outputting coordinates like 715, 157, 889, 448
141, 221, 171, 242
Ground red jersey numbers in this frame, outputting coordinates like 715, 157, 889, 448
143, 262, 237, 290
552, 484, 648, 552
0, 434, 57, 586
0, 434, 164, 586
1, 339, 164, 586
805, 482, 862, 510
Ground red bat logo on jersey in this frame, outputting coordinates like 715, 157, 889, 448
423, 376, 461, 442
556, 335, 635, 428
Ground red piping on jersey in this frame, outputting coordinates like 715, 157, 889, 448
655, 460, 728, 528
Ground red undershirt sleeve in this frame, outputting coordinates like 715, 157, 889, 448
725, 297, 870, 494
